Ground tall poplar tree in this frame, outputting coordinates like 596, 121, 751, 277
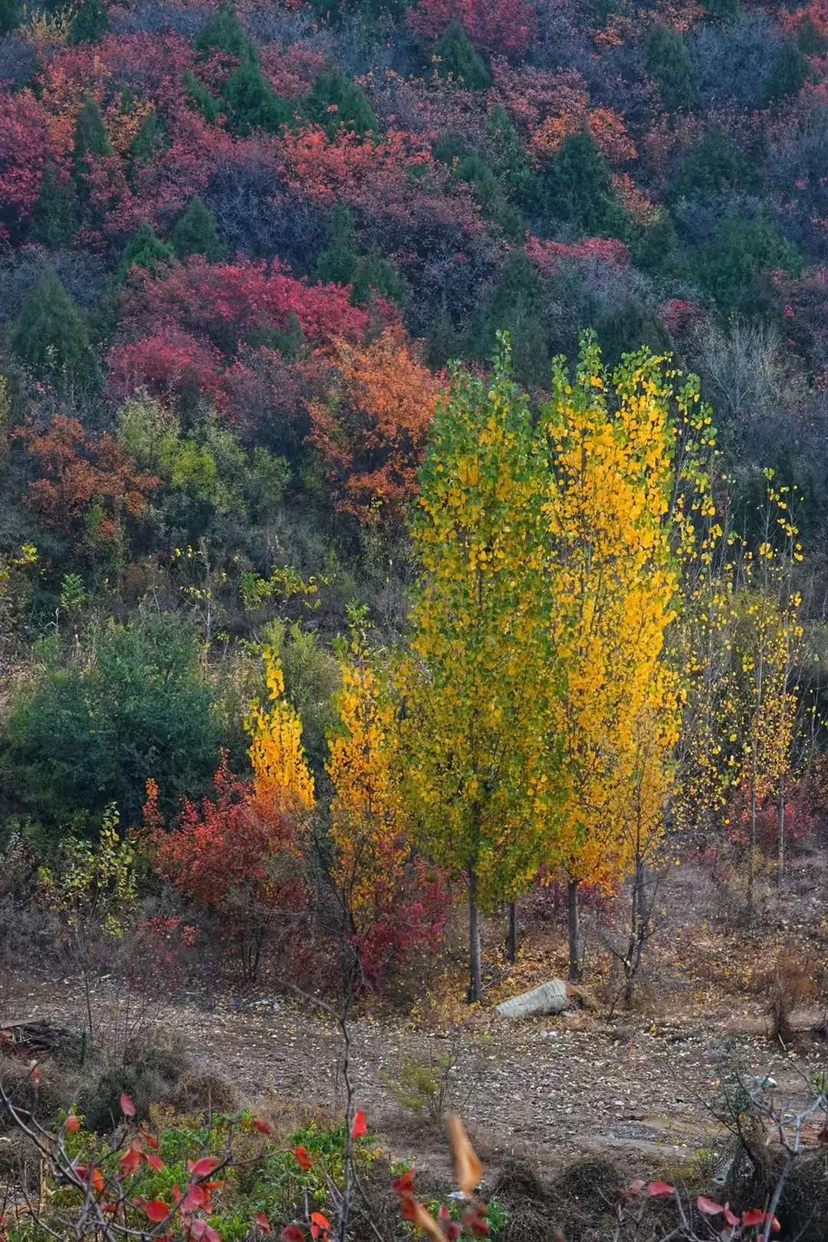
536, 336, 705, 980
399, 341, 552, 1002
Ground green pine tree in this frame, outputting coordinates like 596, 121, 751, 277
632, 210, 688, 281
315, 205, 358, 285
669, 127, 760, 202
426, 310, 464, 369
117, 225, 175, 283
129, 109, 165, 167
305, 69, 377, 136
765, 41, 809, 106
10, 269, 95, 388
351, 253, 405, 307
434, 21, 491, 90
225, 58, 291, 135
0, 0, 20, 36
475, 249, 549, 387
73, 96, 113, 198
544, 127, 627, 236
703, 210, 801, 314
595, 297, 671, 368
30, 163, 78, 248
645, 23, 698, 113
171, 197, 224, 261
486, 107, 536, 206
68, 0, 109, 45
195, 1, 251, 59
184, 73, 222, 124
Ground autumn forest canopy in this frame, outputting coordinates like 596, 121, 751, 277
0, 0, 828, 1012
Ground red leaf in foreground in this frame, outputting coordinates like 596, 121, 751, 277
310, 1212, 331, 1239
144, 1201, 170, 1223
351, 1110, 367, 1138
181, 1184, 207, 1213
120, 1093, 136, 1118
189, 1156, 220, 1179
646, 1182, 675, 1197
254, 1118, 273, 1135
697, 1196, 723, 1216
742, 1208, 765, 1227
119, 1149, 143, 1178
189, 1222, 221, 1242
293, 1146, 313, 1170
281, 1227, 304, 1242
254, 1212, 271, 1233
393, 1170, 415, 1195
724, 1204, 740, 1227
65, 1115, 80, 1134
146, 1152, 165, 1172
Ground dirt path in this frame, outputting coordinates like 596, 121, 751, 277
5, 970, 825, 1184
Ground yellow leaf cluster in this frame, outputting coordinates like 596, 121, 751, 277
327, 658, 408, 920
246, 645, 315, 819
535, 340, 683, 889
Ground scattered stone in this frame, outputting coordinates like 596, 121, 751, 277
496, 980, 570, 1019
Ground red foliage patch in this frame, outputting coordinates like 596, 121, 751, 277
410, 0, 537, 60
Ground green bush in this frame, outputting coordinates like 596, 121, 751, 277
702, 210, 801, 314
1, 614, 222, 831
645, 22, 698, 112
304, 69, 377, 137
539, 127, 628, 237
434, 21, 491, 89
9, 269, 96, 390
68, 0, 108, 44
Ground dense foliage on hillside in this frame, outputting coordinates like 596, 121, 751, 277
0, 0, 825, 591
0, 0, 827, 1001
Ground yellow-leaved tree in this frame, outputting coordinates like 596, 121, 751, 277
536, 336, 712, 981
399, 341, 552, 1002
246, 644, 316, 820
328, 651, 407, 935
729, 478, 806, 908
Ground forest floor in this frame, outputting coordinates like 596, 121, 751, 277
4, 860, 828, 1188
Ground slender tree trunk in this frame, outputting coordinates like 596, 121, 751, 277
468, 867, 482, 1003
747, 777, 757, 920
567, 878, 582, 983
506, 901, 518, 964
624, 863, 640, 1006
777, 781, 786, 889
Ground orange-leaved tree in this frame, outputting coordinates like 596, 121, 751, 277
309, 327, 441, 525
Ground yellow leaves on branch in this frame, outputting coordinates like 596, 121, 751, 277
530, 340, 692, 891
327, 658, 407, 919
246, 645, 315, 820
399, 345, 549, 907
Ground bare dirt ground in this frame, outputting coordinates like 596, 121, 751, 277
5, 859, 828, 1189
